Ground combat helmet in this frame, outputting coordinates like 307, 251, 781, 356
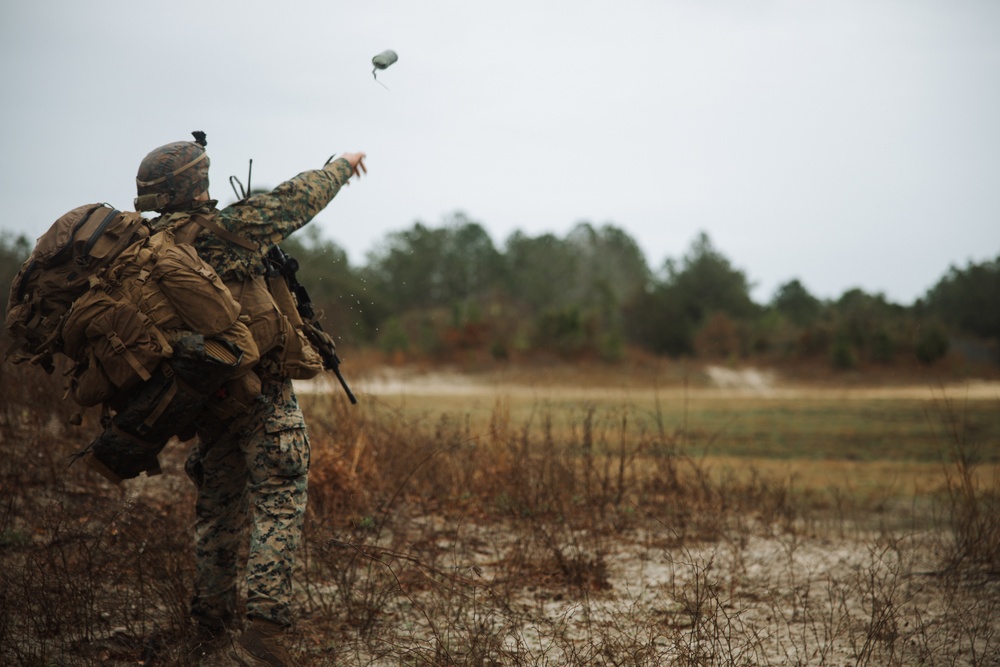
134, 131, 211, 212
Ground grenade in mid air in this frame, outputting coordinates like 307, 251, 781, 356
372, 50, 398, 79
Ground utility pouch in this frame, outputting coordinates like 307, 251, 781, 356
151, 241, 241, 336
277, 317, 324, 380
69, 349, 116, 407
65, 290, 172, 391
267, 274, 324, 379
226, 275, 285, 357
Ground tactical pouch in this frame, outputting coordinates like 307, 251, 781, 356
267, 274, 324, 380
64, 290, 173, 391
69, 350, 116, 407
277, 317, 324, 380
151, 241, 241, 336
226, 275, 285, 357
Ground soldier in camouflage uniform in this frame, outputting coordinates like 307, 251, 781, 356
133, 134, 366, 666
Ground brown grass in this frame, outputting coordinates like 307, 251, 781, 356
1, 360, 998, 665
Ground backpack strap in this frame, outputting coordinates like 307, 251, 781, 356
172, 219, 201, 246
103, 330, 154, 383
137, 310, 173, 359
189, 213, 257, 251
140, 373, 178, 431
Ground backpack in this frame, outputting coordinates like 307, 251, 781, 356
5, 203, 261, 482
5, 203, 150, 372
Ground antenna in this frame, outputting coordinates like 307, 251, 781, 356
228, 159, 254, 200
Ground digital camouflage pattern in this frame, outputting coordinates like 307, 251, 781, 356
185, 364, 308, 627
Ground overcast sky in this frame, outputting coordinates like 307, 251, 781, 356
2, 0, 998, 305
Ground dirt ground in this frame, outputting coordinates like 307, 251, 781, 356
300, 364, 1000, 401
344, 514, 998, 667
284, 364, 1000, 665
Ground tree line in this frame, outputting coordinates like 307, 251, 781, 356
2, 214, 997, 368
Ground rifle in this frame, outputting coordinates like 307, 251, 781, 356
266, 245, 358, 404
230, 157, 357, 404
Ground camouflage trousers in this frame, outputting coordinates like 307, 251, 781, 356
185, 376, 309, 628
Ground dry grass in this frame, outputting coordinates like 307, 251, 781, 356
1, 360, 998, 665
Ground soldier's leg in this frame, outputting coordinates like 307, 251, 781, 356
186, 432, 250, 628
240, 382, 310, 628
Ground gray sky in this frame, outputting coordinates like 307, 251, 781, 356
2, 0, 998, 305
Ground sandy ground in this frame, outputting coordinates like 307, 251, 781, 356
297, 365, 1000, 401
310, 510, 999, 666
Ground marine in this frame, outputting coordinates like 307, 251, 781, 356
133, 132, 367, 666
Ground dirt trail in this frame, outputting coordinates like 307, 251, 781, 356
298, 366, 1000, 401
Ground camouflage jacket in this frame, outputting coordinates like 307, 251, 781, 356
151, 157, 354, 281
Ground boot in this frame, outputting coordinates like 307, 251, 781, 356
233, 618, 296, 667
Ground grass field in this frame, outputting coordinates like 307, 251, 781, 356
307, 365, 1000, 510
358, 390, 1000, 461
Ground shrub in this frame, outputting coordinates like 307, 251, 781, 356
830, 335, 857, 370
915, 325, 949, 365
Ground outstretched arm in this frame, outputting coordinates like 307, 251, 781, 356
211, 152, 369, 269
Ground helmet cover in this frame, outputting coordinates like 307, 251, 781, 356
135, 140, 210, 212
